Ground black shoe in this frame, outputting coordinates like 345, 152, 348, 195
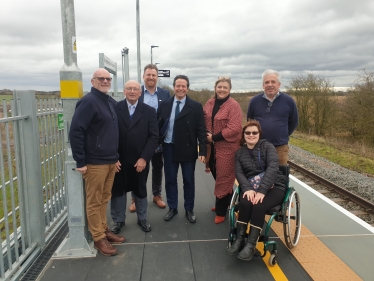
164, 208, 178, 221
111, 222, 125, 234
137, 219, 152, 232
185, 210, 196, 223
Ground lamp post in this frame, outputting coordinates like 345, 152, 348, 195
155, 63, 160, 86
121, 47, 129, 88
136, 0, 141, 83
151, 45, 159, 64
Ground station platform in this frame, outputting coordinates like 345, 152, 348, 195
36, 163, 374, 281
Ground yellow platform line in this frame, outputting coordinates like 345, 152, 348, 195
269, 220, 362, 281
257, 242, 288, 281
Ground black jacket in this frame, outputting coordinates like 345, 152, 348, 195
69, 87, 119, 168
235, 139, 287, 195
157, 96, 207, 161
111, 100, 159, 197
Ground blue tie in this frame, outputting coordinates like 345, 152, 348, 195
175, 101, 181, 119
172, 101, 181, 143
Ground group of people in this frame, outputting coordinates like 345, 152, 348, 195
69, 66, 298, 260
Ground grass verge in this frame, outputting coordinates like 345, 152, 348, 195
290, 132, 374, 176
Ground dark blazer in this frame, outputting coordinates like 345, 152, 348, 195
112, 100, 159, 197
157, 96, 207, 162
139, 86, 171, 105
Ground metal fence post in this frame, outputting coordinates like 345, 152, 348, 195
16, 91, 45, 248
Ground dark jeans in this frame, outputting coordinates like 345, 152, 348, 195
151, 152, 163, 196
237, 188, 285, 228
163, 143, 196, 211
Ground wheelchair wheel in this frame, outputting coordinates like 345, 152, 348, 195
269, 252, 278, 266
283, 190, 301, 249
227, 188, 240, 248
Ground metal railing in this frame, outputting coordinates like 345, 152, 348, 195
0, 91, 67, 281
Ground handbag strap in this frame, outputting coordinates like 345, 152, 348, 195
257, 150, 265, 173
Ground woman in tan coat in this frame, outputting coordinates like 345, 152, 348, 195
203, 76, 242, 224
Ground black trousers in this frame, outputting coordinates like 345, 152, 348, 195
237, 188, 285, 228
209, 143, 232, 216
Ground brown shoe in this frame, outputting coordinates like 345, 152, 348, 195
153, 195, 166, 209
94, 238, 118, 256
129, 199, 136, 213
105, 230, 125, 244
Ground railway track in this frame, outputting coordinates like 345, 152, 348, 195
288, 161, 374, 227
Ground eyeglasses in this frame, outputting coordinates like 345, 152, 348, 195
218, 76, 231, 80
93, 77, 112, 82
244, 131, 259, 136
266, 102, 273, 113
125, 87, 140, 92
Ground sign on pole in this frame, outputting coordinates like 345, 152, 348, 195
57, 113, 64, 130
158, 70, 170, 77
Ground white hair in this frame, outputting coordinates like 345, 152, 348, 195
262, 69, 281, 83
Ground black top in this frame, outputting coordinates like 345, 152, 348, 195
211, 95, 230, 142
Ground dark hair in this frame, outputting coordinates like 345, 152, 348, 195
173, 75, 190, 88
143, 64, 158, 73
239, 119, 262, 145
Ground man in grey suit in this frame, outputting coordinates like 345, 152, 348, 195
111, 80, 159, 233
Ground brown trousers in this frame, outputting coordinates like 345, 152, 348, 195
275, 144, 289, 165
83, 163, 116, 241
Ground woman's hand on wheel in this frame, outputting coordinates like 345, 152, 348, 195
243, 190, 256, 202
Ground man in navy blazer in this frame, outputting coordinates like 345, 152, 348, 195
126, 64, 171, 215
111, 80, 159, 233
157, 75, 207, 223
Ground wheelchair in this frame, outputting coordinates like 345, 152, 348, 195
227, 165, 301, 266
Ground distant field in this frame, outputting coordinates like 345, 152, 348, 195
0, 95, 13, 101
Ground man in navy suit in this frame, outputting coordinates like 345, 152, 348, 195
126, 64, 171, 214
157, 75, 207, 223
111, 80, 159, 233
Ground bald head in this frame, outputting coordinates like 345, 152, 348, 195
91, 68, 112, 94
124, 80, 141, 105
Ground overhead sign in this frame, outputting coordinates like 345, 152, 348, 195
158, 70, 170, 77
99, 53, 116, 74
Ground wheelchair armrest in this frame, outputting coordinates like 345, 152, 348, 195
279, 164, 290, 177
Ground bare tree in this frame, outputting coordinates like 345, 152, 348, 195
342, 70, 374, 144
287, 73, 336, 136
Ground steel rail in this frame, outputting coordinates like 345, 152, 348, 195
288, 161, 374, 212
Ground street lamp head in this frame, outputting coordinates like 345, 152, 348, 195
151, 45, 159, 49
122, 47, 129, 55
155, 63, 160, 66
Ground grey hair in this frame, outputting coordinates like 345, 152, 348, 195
262, 69, 281, 83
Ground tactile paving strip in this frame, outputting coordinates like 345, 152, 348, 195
269, 219, 362, 281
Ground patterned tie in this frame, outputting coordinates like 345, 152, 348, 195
172, 101, 181, 143
175, 101, 181, 119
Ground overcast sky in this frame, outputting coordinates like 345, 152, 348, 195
1, 0, 373, 93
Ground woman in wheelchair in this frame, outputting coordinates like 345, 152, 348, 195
226, 120, 287, 261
